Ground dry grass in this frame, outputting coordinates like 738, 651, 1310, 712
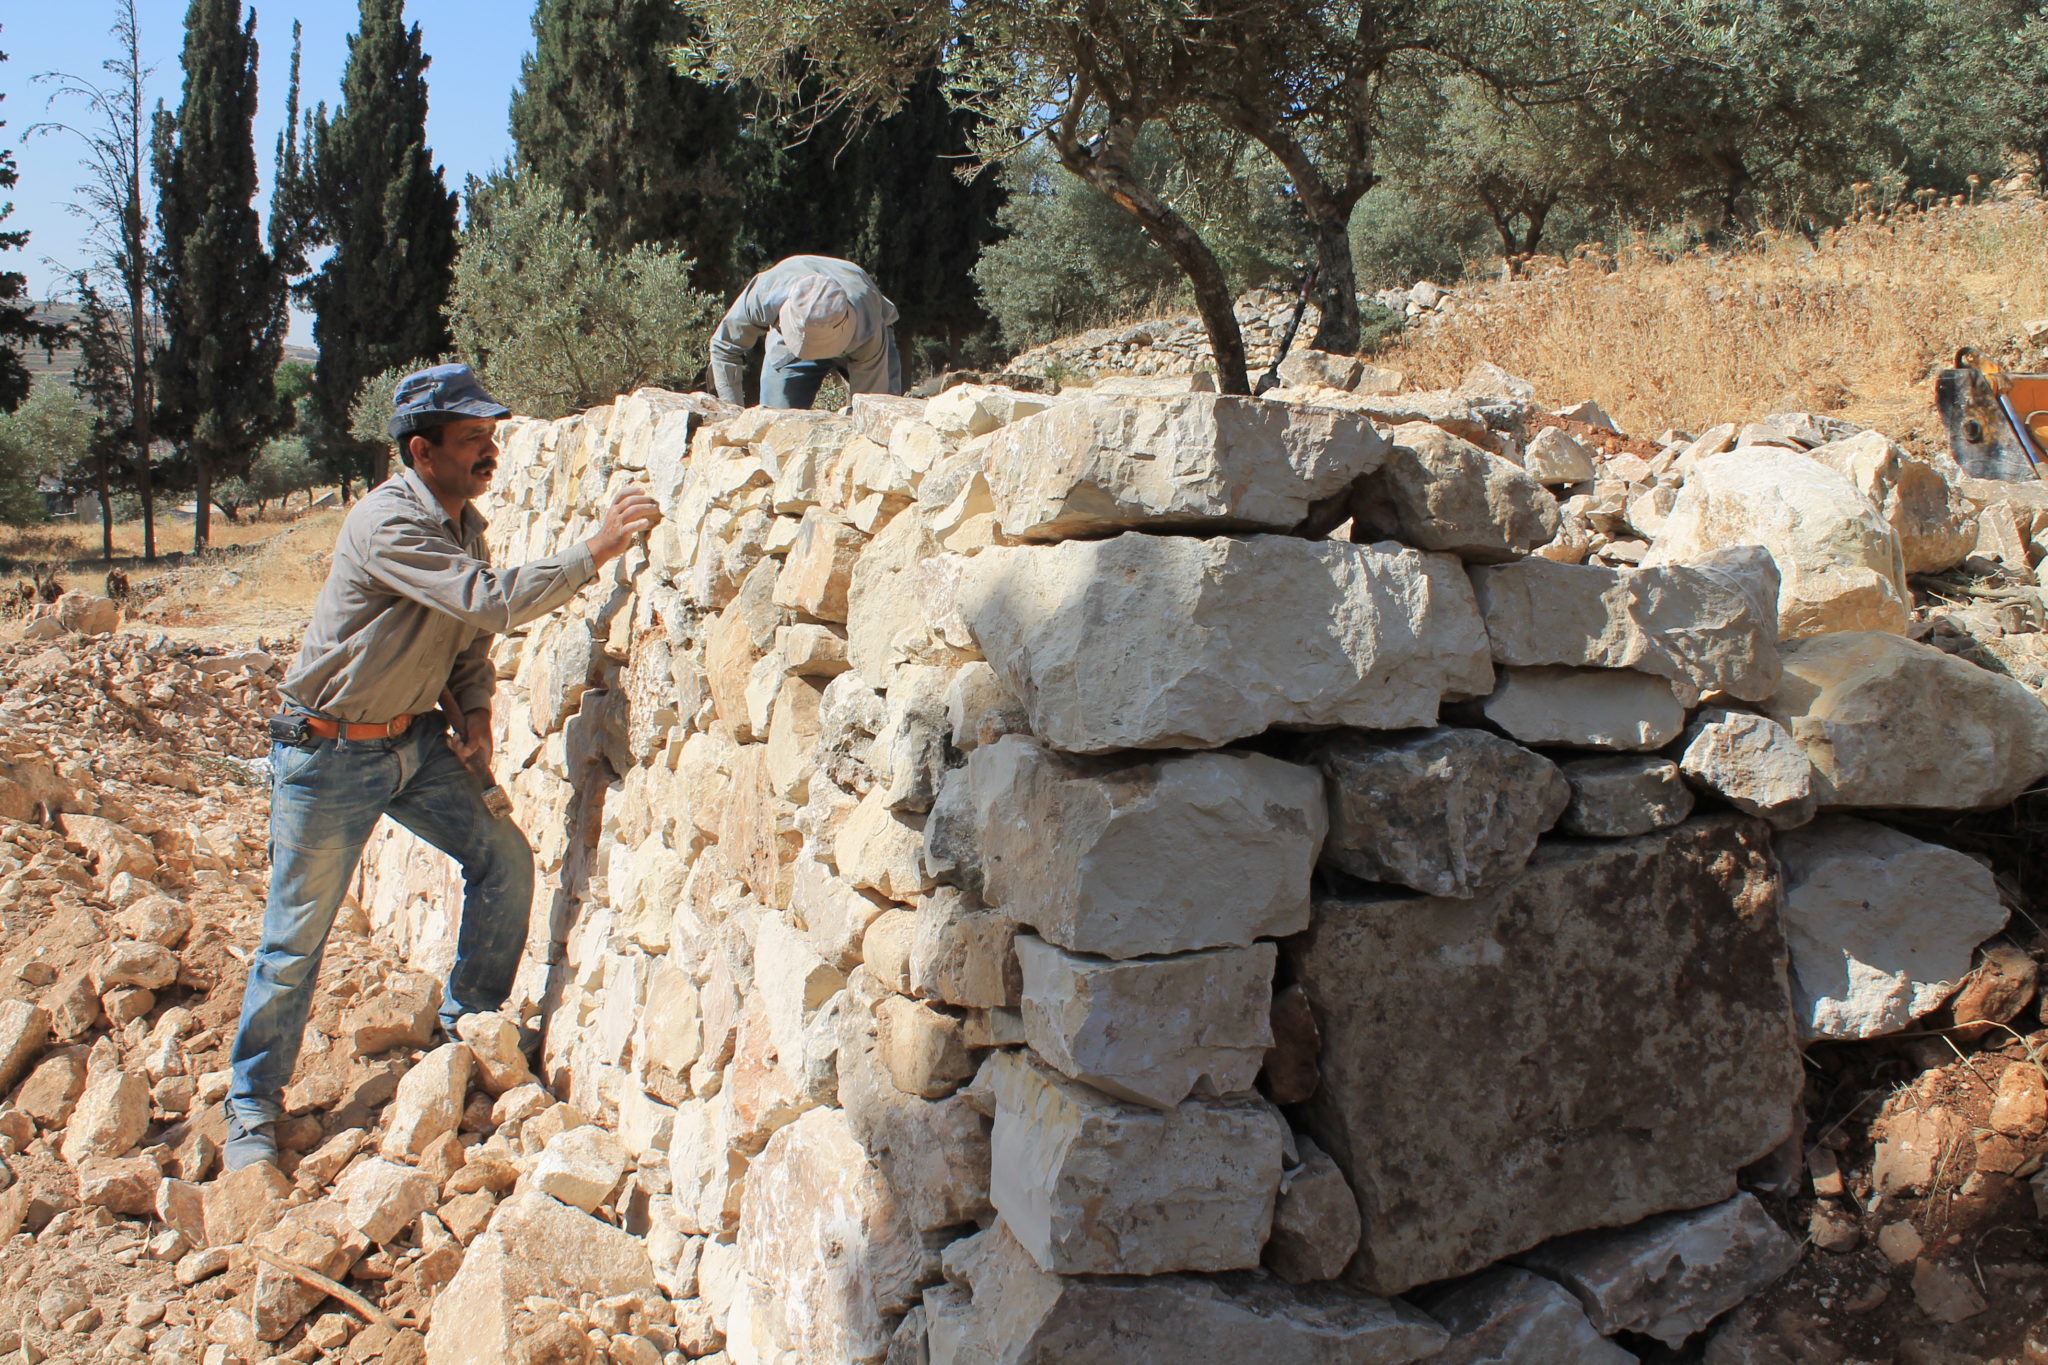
0, 505, 343, 642
1377, 187, 2048, 444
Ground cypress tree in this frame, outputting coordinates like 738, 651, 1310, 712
301, 0, 459, 488
0, 34, 68, 414
152, 0, 287, 552
510, 0, 742, 289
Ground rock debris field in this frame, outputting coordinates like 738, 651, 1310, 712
2, 353, 2048, 1364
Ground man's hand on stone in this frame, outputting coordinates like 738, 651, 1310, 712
587, 487, 663, 566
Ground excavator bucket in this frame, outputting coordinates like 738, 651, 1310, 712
1939, 352, 2048, 481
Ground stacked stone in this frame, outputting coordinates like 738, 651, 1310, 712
356, 372, 2048, 1365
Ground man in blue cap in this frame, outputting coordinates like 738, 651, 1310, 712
709, 255, 903, 408
222, 363, 662, 1172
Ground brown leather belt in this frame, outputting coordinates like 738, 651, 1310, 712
303, 712, 418, 741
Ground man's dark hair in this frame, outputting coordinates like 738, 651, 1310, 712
396, 420, 451, 468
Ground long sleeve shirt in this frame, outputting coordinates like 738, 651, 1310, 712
281, 466, 598, 724
709, 255, 902, 405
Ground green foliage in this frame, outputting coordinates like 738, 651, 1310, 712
511, 0, 742, 289
151, 0, 288, 548
446, 177, 718, 419
1347, 184, 1491, 293
0, 381, 95, 525
975, 130, 1303, 350
347, 356, 448, 453
297, 0, 461, 491
215, 432, 321, 512
0, 35, 68, 414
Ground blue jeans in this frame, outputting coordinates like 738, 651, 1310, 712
758, 329, 902, 408
760, 354, 845, 409
226, 716, 534, 1127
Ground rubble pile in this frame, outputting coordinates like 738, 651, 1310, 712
331, 364, 2048, 1362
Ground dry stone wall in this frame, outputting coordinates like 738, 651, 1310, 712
357, 362, 2048, 1363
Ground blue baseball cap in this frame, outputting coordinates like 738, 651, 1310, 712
387, 363, 511, 442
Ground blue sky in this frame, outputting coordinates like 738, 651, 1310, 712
3, 0, 536, 345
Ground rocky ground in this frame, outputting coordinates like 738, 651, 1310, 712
0, 618, 712, 1364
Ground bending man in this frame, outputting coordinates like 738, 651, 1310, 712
710, 254, 902, 409
223, 363, 661, 1171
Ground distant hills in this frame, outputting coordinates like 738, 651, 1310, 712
18, 301, 319, 387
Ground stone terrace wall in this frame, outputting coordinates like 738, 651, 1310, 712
359, 369, 2047, 1363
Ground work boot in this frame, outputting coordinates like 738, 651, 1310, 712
222, 1108, 278, 1173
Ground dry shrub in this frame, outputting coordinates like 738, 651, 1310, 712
1378, 189, 2048, 438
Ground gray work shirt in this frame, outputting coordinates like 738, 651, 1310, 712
709, 255, 902, 404
281, 466, 597, 724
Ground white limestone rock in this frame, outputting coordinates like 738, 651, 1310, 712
332, 1157, 437, 1245
983, 1051, 1288, 1275
1644, 448, 1909, 639
1015, 935, 1275, 1108
961, 534, 1495, 753
531, 1124, 630, 1212
1468, 548, 1781, 701
1678, 710, 1817, 829
981, 393, 1389, 540
1807, 430, 1975, 575
1310, 727, 1568, 898
379, 1043, 473, 1161
425, 1190, 658, 1365
932, 735, 1326, 958
1519, 427, 1597, 484
1480, 666, 1688, 751
908, 886, 1019, 1010
738, 1106, 936, 1363
1351, 423, 1561, 562
1425, 1267, 1635, 1365
1517, 1193, 1801, 1348
1763, 631, 2048, 810
1776, 817, 2009, 1040
925, 1221, 1447, 1365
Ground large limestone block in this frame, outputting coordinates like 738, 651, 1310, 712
1517, 1193, 1801, 1348
981, 393, 1389, 540
1677, 710, 1816, 829
1763, 631, 2048, 809
425, 1190, 658, 1365
1310, 728, 1567, 899
1350, 423, 1561, 563
1643, 448, 1909, 638
1290, 818, 1803, 1294
985, 1052, 1288, 1275
1776, 818, 2008, 1040
935, 735, 1326, 958
1015, 936, 1275, 1108
961, 534, 1495, 753
1809, 430, 1975, 574
1425, 1267, 1634, 1365
1469, 549, 1781, 701
1480, 666, 1688, 751
0, 1001, 50, 1096
738, 1106, 936, 1363
925, 1222, 1448, 1365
